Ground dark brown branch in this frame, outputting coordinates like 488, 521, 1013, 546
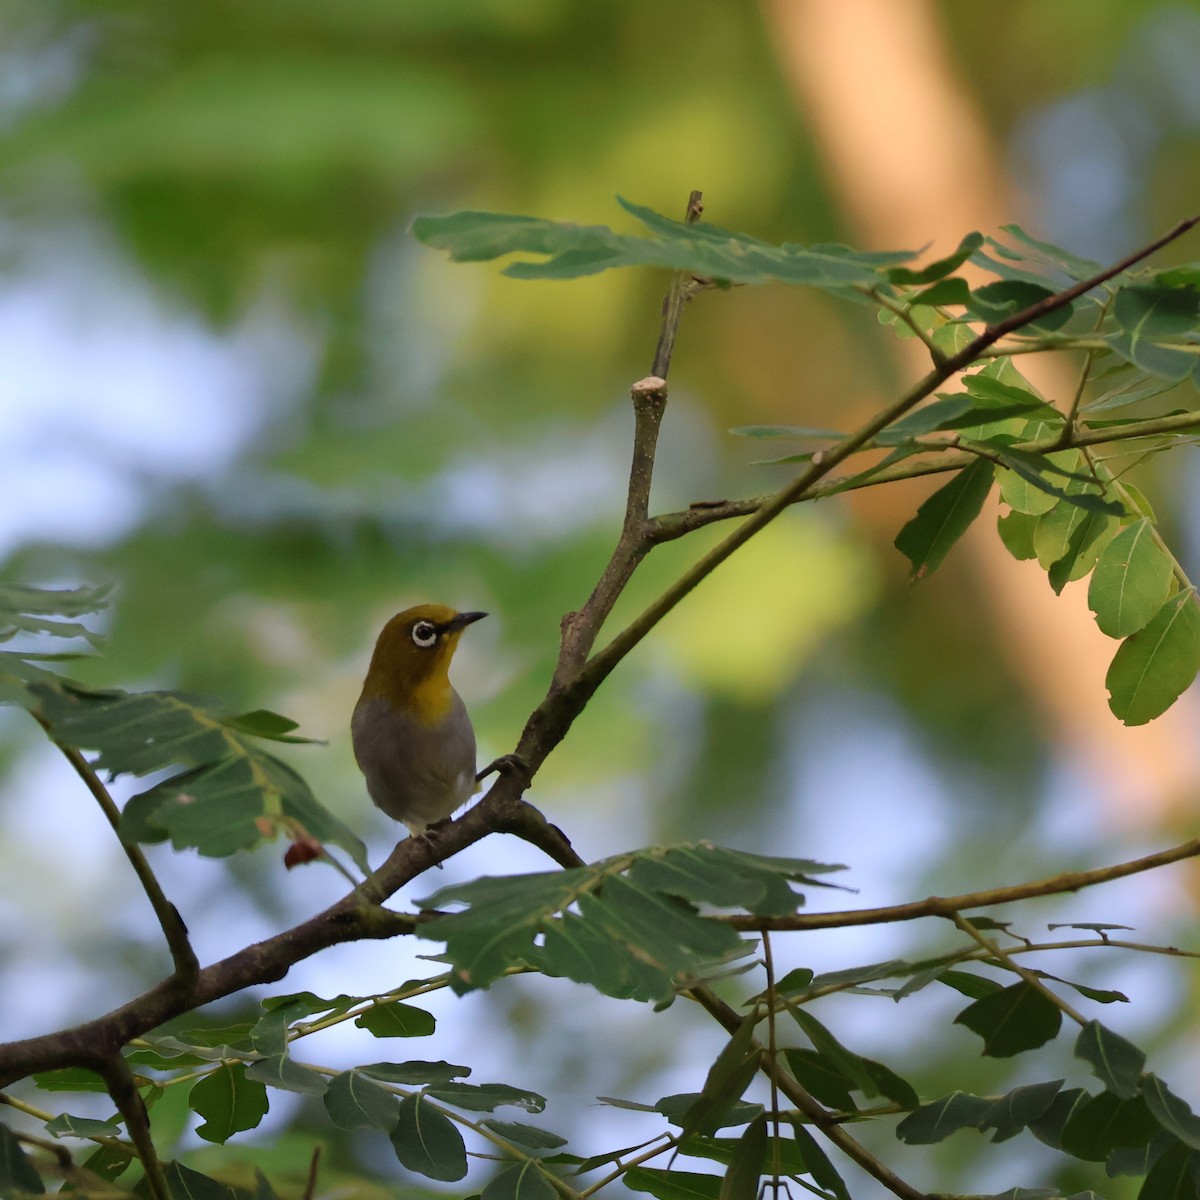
96, 1055, 168, 1200
0, 774, 534, 1089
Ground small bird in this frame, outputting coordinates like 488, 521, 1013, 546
352, 605, 486, 836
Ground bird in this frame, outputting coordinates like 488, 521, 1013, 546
352, 604, 487, 837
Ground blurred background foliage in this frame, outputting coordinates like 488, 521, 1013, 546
3, 0, 1200, 1194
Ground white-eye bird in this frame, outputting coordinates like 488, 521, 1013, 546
352, 605, 486, 836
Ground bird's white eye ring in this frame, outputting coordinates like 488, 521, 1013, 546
411, 621, 438, 649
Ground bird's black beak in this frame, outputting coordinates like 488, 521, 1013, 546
444, 611, 488, 633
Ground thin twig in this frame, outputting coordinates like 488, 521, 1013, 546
652, 190, 705, 379
649, 407, 1200, 543
722, 837, 1200, 931
953, 913, 1088, 1026
34, 717, 198, 985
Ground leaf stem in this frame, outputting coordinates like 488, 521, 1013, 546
952, 914, 1088, 1026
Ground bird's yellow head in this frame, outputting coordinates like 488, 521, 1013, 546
358, 604, 487, 725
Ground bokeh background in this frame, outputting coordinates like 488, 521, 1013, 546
3, 0, 1200, 1194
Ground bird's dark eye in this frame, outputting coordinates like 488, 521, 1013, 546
410, 621, 439, 649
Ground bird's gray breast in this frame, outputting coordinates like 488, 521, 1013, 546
351, 692, 477, 831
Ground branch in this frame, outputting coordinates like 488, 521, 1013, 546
723, 837, 1200, 930
952, 913, 1088, 1026
35, 716, 198, 985
545, 191, 706, 700
95, 1055, 168, 1200
649, 408, 1200, 542
688, 984, 931, 1200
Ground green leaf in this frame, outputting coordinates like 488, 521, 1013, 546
323, 1068, 400, 1132
420, 844, 839, 1002
1028, 1087, 1090, 1150
1001, 452, 1121, 518
1045, 508, 1119, 595
626, 1168, 723, 1200
1138, 1140, 1195, 1200
657, 1095, 763, 1131
0, 582, 110, 645
1105, 330, 1196, 382
998, 509, 1040, 561
896, 1091, 994, 1144
355, 1002, 436, 1038
1142, 1075, 1200, 1150
0, 1121, 45, 1195
44, 1112, 123, 1138
482, 1120, 568, 1151
1061, 1092, 1159, 1161
414, 199, 914, 294
220, 709, 321, 744
252, 1168, 282, 1200
31, 1068, 107, 1092
937, 970, 1003, 1000
781, 1049, 857, 1112
894, 459, 995, 580
424, 1082, 546, 1113
80, 1143, 134, 1183
626, 846, 843, 919
1107, 1131, 1175, 1177
910, 276, 971, 307
1106, 590, 1200, 725
953, 982, 1063, 1057
675, 1013, 761, 1139
678, 1135, 805, 1174
887, 232, 984, 284
1088, 519, 1176, 638
983, 1080, 1064, 1143
1075, 1021, 1145, 1098
360, 1060, 471, 1086
1114, 284, 1200, 337
788, 1010, 877, 1097
716, 1114, 767, 1200
993, 225, 1103, 281
243, 1055, 328, 1095
153, 1161, 238, 1199
1106, 286, 1200, 383
190, 1063, 270, 1144
391, 1094, 468, 1182
37, 686, 368, 873
969, 280, 1073, 331
482, 1162, 559, 1200
774, 968, 814, 994
784, 1119, 851, 1200
729, 425, 845, 441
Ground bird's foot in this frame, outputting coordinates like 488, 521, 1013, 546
476, 753, 531, 785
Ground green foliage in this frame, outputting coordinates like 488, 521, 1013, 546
7, 198, 1200, 1200
418, 845, 843, 1004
